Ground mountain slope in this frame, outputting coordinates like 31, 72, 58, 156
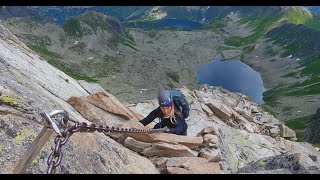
304, 108, 320, 145
2, 11, 129, 83
1, 21, 320, 174
223, 6, 318, 47
2, 11, 223, 104
62, 11, 126, 37
2, 6, 319, 143
203, 6, 320, 123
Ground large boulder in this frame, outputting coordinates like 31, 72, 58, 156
77, 81, 145, 121
201, 103, 214, 117
123, 137, 152, 153
68, 92, 139, 122
204, 97, 257, 133
205, 99, 231, 121
128, 132, 204, 150
202, 134, 219, 145
67, 94, 128, 126
279, 124, 296, 139
142, 142, 198, 157
235, 108, 254, 122
269, 127, 281, 137
196, 127, 219, 137
199, 148, 222, 162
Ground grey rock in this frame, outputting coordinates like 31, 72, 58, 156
166, 157, 222, 174
199, 148, 222, 162
123, 137, 152, 153
237, 153, 320, 174
142, 142, 198, 157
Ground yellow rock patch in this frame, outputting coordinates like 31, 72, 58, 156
258, 160, 266, 166
0, 95, 18, 106
14, 127, 30, 144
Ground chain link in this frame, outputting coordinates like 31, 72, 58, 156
46, 121, 168, 174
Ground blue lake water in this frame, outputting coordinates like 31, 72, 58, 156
197, 58, 266, 104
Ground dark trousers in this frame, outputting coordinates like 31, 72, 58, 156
153, 123, 187, 136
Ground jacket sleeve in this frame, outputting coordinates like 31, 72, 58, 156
139, 107, 160, 126
168, 114, 186, 135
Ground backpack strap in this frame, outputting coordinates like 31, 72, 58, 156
170, 90, 190, 119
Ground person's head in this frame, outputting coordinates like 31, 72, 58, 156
158, 89, 173, 117
158, 90, 178, 124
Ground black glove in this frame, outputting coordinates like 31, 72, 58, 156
164, 126, 170, 133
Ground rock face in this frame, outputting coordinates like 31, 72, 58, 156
130, 85, 320, 174
238, 153, 320, 174
0, 23, 89, 123
166, 157, 222, 174
0, 23, 159, 174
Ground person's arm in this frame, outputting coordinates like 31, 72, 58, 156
139, 107, 160, 126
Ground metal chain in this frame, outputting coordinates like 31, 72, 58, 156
47, 121, 168, 174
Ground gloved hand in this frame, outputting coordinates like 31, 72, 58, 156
164, 126, 170, 133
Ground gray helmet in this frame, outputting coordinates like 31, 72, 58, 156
158, 89, 172, 107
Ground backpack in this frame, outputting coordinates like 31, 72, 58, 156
169, 89, 190, 119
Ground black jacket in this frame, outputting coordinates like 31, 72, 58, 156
139, 105, 188, 135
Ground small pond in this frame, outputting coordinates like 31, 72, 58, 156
197, 56, 266, 104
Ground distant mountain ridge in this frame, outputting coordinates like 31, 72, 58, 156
0, 6, 38, 19
1, 6, 317, 28
27, 6, 152, 25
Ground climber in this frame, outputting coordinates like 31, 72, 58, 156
139, 89, 189, 136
